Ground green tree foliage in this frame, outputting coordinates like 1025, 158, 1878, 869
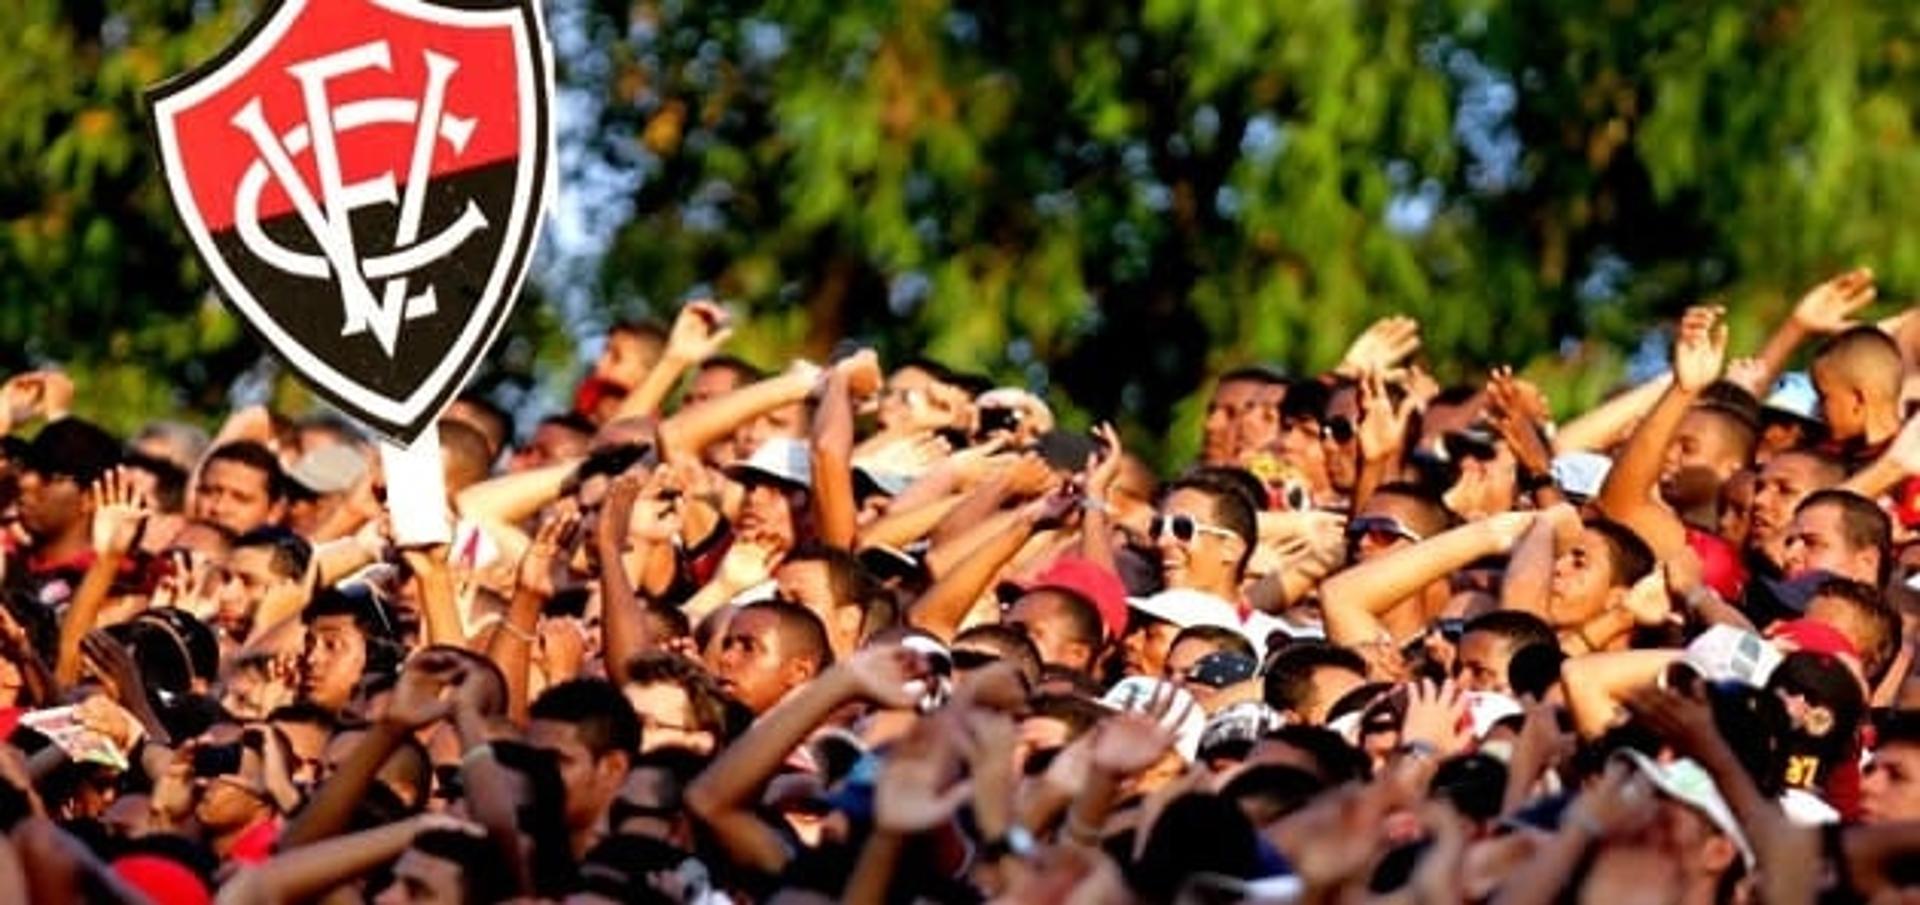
3, 0, 1918, 463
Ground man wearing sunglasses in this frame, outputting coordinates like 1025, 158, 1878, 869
1152, 478, 1255, 603
1320, 380, 1364, 503
1342, 483, 1460, 642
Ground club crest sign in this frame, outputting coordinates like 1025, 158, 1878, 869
149, 0, 554, 442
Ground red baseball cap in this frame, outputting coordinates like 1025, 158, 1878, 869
113, 855, 211, 905
1768, 618, 1859, 662
1024, 556, 1129, 640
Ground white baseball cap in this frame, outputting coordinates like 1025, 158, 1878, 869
727, 437, 812, 490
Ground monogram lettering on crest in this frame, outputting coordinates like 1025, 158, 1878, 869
229, 41, 486, 356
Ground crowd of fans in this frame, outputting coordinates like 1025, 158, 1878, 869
0, 279, 1918, 903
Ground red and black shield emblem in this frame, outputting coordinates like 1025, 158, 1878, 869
149, 0, 554, 442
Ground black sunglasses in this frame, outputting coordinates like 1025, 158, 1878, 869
1321, 417, 1355, 444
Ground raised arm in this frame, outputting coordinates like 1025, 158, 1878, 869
56, 469, 148, 687
1351, 369, 1415, 514
657, 364, 818, 464
597, 474, 679, 675
1320, 513, 1533, 647
486, 508, 575, 722
908, 500, 1048, 640
685, 646, 921, 874
810, 351, 880, 550
1593, 305, 1727, 556
219, 814, 456, 905
613, 300, 735, 421
1750, 269, 1876, 396
279, 651, 463, 849
1551, 373, 1672, 454
1559, 648, 1682, 739
453, 458, 579, 526
1500, 504, 1578, 619
400, 545, 465, 649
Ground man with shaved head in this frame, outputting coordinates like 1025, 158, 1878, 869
1812, 326, 1905, 465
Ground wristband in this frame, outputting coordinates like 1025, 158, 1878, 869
1079, 496, 1109, 515
979, 825, 1036, 862
496, 620, 537, 644
460, 743, 493, 768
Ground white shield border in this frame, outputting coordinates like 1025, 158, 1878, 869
149, 0, 553, 443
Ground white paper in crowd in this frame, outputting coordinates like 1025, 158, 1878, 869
380, 422, 452, 546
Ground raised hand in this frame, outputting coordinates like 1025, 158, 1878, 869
837, 643, 929, 710
1481, 509, 1538, 549
88, 467, 151, 557
832, 348, 884, 399
1401, 678, 1471, 755
381, 649, 465, 729
873, 722, 971, 833
998, 453, 1058, 500
665, 299, 734, 363
1083, 422, 1125, 501
597, 474, 648, 551
1355, 368, 1415, 464
1090, 683, 1191, 776
626, 472, 685, 545
1565, 760, 1658, 839
1623, 685, 1726, 766
1672, 305, 1730, 393
1791, 268, 1876, 335
851, 433, 950, 477
715, 535, 780, 592
2, 369, 74, 426
537, 617, 588, 684
1338, 316, 1422, 379
1617, 570, 1677, 627
517, 503, 580, 599
1485, 366, 1553, 477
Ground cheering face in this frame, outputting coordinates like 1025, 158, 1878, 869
1454, 631, 1514, 695
1233, 384, 1285, 461
1006, 592, 1095, 674
737, 482, 803, 550
1546, 528, 1619, 629
299, 615, 368, 712
1320, 386, 1361, 493
1659, 413, 1726, 508
373, 848, 467, 905
1203, 380, 1259, 465
712, 608, 797, 713
1118, 617, 1180, 679
528, 718, 622, 833
194, 458, 279, 537
1861, 742, 1920, 824
15, 468, 86, 541
1810, 359, 1865, 443
876, 365, 939, 433
1781, 504, 1868, 582
1748, 453, 1832, 566
1154, 488, 1243, 593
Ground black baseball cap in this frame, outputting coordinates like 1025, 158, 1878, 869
21, 418, 120, 485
